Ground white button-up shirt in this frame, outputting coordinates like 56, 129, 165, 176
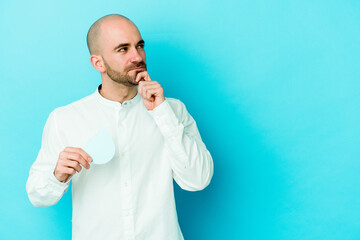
26, 86, 214, 240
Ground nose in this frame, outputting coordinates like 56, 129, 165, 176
129, 47, 143, 63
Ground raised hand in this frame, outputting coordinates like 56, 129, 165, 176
136, 71, 165, 111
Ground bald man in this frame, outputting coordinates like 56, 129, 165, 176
26, 14, 213, 240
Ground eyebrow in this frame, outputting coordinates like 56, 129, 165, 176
113, 40, 145, 51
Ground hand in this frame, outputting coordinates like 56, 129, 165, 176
136, 71, 165, 111
53, 147, 92, 182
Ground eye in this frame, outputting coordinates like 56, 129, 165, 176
118, 47, 127, 52
137, 44, 145, 49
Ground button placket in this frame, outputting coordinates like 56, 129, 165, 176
116, 109, 135, 239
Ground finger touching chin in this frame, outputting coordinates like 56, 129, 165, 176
136, 72, 151, 82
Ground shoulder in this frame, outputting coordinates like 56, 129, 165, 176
51, 92, 96, 120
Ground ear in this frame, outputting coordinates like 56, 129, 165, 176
90, 55, 106, 73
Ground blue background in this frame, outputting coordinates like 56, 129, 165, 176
1, 0, 360, 239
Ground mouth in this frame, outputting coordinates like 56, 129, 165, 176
127, 63, 147, 72
130, 67, 145, 71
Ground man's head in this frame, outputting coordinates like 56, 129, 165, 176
87, 14, 147, 86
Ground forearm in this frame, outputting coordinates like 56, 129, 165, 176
166, 127, 214, 191
150, 99, 214, 191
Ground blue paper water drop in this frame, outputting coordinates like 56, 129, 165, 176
84, 125, 115, 165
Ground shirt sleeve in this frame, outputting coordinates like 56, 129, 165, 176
26, 110, 70, 207
149, 99, 214, 191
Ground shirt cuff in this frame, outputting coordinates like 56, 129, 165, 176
148, 99, 182, 139
48, 171, 70, 194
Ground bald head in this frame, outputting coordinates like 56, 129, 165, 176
86, 14, 135, 55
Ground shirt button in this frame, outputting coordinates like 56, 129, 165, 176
124, 182, 128, 187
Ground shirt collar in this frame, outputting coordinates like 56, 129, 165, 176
94, 84, 141, 109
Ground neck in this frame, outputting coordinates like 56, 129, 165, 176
99, 78, 138, 103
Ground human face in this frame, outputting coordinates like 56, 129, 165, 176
99, 19, 147, 86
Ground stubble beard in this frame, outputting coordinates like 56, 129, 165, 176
103, 60, 147, 87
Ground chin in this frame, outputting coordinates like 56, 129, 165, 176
128, 78, 139, 86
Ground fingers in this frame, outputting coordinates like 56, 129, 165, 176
64, 147, 92, 163
58, 158, 82, 173
138, 81, 163, 100
60, 152, 90, 169
55, 147, 91, 180
135, 71, 151, 83
65, 159, 82, 173
59, 151, 91, 170
142, 87, 160, 101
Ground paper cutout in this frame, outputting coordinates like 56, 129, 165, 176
84, 125, 115, 165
